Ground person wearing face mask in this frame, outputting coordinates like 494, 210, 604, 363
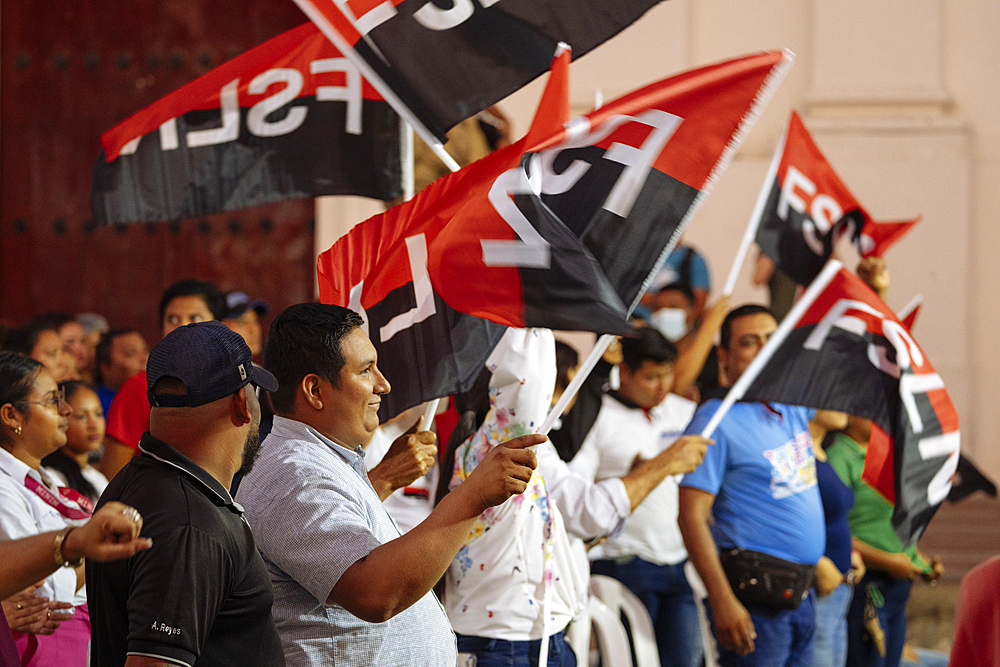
649, 284, 730, 403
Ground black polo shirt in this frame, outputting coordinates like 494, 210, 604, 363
87, 433, 285, 667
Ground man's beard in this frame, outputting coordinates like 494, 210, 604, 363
238, 423, 262, 476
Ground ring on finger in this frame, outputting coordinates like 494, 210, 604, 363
16, 603, 22, 610
121, 507, 142, 523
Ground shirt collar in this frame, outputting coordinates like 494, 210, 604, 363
138, 433, 244, 514
0, 446, 42, 486
270, 415, 367, 472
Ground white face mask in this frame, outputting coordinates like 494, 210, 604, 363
650, 308, 688, 342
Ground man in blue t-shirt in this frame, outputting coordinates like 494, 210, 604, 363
678, 305, 824, 666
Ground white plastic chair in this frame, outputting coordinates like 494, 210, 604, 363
589, 574, 661, 667
684, 561, 718, 667
585, 594, 633, 667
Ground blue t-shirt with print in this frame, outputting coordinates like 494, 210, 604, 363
680, 399, 824, 565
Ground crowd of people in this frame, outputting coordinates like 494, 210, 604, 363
0, 254, 988, 667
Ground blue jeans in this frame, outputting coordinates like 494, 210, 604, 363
591, 557, 703, 667
456, 631, 577, 667
846, 572, 913, 667
707, 591, 816, 667
813, 582, 852, 667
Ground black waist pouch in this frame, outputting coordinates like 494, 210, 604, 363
719, 548, 815, 611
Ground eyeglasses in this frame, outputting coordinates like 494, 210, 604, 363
17, 387, 66, 412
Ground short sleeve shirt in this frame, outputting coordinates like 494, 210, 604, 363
680, 400, 824, 565
87, 434, 284, 667
104, 371, 150, 450
235, 416, 457, 667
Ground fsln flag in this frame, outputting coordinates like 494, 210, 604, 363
504, 49, 795, 313
753, 111, 871, 285
897, 294, 923, 332
317, 47, 577, 419
292, 0, 666, 143
742, 264, 959, 545
91, 22, 401, 225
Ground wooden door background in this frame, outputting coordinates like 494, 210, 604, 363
1, 0, 316, 344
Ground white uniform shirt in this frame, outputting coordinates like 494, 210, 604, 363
569, 392, 696, 566
0, 447, 88, 606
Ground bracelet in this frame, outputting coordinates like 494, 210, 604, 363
844, 569, 856, 586
53, 527, 84, 568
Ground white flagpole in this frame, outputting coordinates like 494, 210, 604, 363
896, 293, 923, 323
539, 334, 616, 435
721, 120, 789, 296
292, 0, 461, 173
700, 260, 842, 439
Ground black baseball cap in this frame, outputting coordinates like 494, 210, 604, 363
146, 321, 278, 408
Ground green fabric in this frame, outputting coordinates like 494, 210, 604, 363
826, 433, 929, 572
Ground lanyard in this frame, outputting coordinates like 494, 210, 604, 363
23, 474, 94, 520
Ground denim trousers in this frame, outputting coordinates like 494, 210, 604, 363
846, 572, 913, 667
812, 582, 853, 667
591, 557, 703, 667
456, 630, 577, 667
707, 590, 817, 667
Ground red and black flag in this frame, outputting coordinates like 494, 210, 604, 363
739, 262, 960, 545
751, 112, 917, 285
91, 22, 401, 225
293, 0, 668, 143
318, 49, 793, 418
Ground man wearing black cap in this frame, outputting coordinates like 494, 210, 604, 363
87, 322, 285, 667
223, 290, 270, 358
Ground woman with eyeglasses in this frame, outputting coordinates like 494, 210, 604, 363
42, 381, 109, 504
0, 350, 92, 666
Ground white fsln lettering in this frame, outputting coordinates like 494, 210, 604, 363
918, 431, 960, 506
600, 109, 683, 218
777, 165, 814, 220
186, 79, 240, 147
311, 58, 363, 135
379, 234, 437, 342
344, 0, 399, 35
247, 69, 307, 137
482, 168, 550, 268
777, 165, 844, 255
348, 281, 370, 337
534, 115, 630, 197
413, 0, 474, 30
899, 373, 945, 434
804, 298, 923, 381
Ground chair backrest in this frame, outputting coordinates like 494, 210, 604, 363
589, 575, 661, 667
585, 595, 633, 667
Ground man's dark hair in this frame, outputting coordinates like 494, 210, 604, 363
554, 341, 579, 392
657, 282, 695, 307
158, 279, 227, 327
264, 303, 364, 413
720, 304, 775, 351
94, 328, 138, 386
621, 327, 677, 372
5, 319, 59, 355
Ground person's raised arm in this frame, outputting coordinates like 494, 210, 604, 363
368, 430, 438, 501
621, 435, 711, 511
327, 433, 542, 622
672, 296, 728, 397
0, 501, 151, 599
678, 486, 756, 655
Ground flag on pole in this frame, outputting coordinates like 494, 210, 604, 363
91, 22, 401, 225
318, 49, 793, 418
720, 262, 959, 545
751, 112, 920, 285
292, 0, 668, 144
